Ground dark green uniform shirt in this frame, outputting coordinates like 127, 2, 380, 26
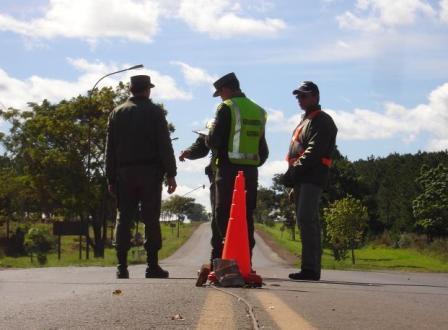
186, 134, 217, 177
105, 96, 177, 185
186, 135, 210, 160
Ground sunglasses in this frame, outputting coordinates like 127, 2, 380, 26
295, 93, 309, 100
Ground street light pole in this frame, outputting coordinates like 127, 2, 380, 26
86, 64, 143, 258
182, 184, 206, 197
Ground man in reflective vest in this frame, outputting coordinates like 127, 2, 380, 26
207, 72, 269, 265
281, 81, 337, 281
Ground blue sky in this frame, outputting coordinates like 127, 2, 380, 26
0, 0, 447, 208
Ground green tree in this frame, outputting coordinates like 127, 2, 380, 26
254, 186, 277, 226
272, 174, 297, 240
24, 225, 55, 265
324, 196, 368, 264
162, 195, 196, 219
412, 164, 448, 241
184, 202, 208, 221
0, 83, 175, 257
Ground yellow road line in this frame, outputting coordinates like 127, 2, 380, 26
254, 291, 316, 330
196, 290, 235, 330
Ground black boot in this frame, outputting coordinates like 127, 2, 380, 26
145, 250, 169, 278
116, 250, 129, 279
116, 266, 129, 279
288, 270, 320, 281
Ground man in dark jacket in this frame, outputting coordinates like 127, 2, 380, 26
106, 75, 177, 279
282, 81, 337, 281
207, 72, 269, 264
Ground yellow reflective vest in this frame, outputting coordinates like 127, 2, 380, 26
223, 97, 267, 166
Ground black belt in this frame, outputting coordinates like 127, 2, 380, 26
119, 159, 157, 168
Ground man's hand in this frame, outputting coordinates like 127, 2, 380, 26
279, 167, 295, 188
179, 150, 191, 162
167, 177, 177, 194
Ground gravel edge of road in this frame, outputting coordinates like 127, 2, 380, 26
255, 229, 298, 266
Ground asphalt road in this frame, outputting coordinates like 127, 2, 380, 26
1, 222, 448, 329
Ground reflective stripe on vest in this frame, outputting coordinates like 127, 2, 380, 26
286, 110, 332, 167
225, 98, 266, 166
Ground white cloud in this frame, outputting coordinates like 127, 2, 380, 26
0, 0, 285, 43
267, 83, 448, 151
337, 0, 436, 31
177, 0, 286, 38
259, 160, 288, 187
171, 61, 217, 86
266, 108, 300, 133
262, 30, 448, 74
0, 0, 161, 42
441, 0, 448, 22
0, 58, 191, 109
178, 157, 210, 173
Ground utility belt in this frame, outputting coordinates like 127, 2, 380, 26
119, 159, 158, 168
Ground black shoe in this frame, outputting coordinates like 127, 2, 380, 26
289, 270, 320, 281
116, 267, 129, 279
145, 265, 169, 278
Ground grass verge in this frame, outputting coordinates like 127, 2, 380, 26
256, 223, 448, 272
0, 222, 201, 269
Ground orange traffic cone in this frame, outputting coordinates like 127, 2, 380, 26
222, 171, 251, 277
221, 171, 262, 287
207, 171, 262, 287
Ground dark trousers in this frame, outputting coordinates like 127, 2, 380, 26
213, 165, 258, 260
114, 166, 164, 265
294, 183, 323, 276
208, 173, 219, 260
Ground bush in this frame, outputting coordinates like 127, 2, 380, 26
24, 225, 55, 264
263, 219, 276, 227
427, 239, 448, 260
324, 196, 368, 264
397, 233, 427, 249
375, 230, 393, 247
398, 233, 416, 248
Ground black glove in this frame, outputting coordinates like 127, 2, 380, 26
279, 167, 295, 188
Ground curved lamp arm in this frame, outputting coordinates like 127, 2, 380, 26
89, 64, 144, 96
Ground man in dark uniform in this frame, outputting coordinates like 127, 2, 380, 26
178, 120, 219, 269
207, 72, 269, 264
105, 75, 177, 279
281, 81, 337, 281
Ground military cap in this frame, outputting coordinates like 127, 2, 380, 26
212, 72, 239, 97
292, 81, 319, 95
130, 75, 155, 90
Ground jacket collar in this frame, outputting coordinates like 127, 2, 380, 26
305, 104, 321, 115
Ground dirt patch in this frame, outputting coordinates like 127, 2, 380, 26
256, 229, 298, 266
